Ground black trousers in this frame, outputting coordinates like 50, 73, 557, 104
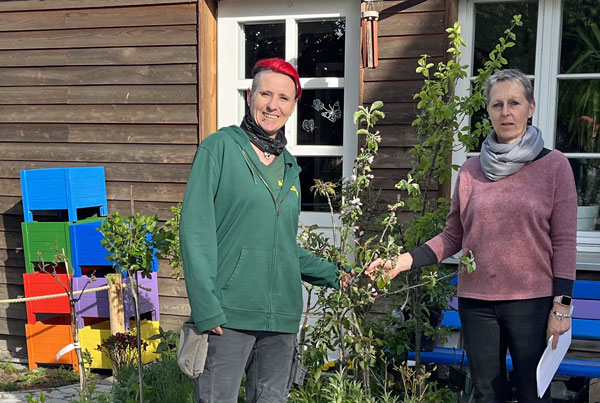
458, 297, 553, 403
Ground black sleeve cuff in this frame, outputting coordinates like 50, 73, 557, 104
553, 277, 574, 297
408, 244, 438, 269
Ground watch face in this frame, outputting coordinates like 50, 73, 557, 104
562, 295, 572, 306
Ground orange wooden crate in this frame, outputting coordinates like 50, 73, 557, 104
25, 315, 79, 371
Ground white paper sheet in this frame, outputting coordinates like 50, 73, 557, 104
536, 306, 574, 398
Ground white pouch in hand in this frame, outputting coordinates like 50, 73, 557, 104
177, 322, 209, 379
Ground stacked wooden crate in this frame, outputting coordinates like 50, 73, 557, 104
20, 167, 160, 371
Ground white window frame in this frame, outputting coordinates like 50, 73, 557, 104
217, 0, 360, 228
455, 0, 600, 251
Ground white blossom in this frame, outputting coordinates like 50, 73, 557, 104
349, 197, 362, 207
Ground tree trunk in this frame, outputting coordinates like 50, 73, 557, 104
70, 297, 88, 397
130, 271, 144, 403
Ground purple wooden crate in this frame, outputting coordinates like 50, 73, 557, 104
123, 271, 160, 323
73, 271, 159, 328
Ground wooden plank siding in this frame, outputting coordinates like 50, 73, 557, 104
362, 0, 457, 316
363, 0, 455, 194
0, 0, 219, 352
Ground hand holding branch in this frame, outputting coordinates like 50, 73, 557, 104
366, 252, 413, 281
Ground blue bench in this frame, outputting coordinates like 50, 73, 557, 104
408, 279, 600, 378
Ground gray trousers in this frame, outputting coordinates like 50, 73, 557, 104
195, 328, 296, 403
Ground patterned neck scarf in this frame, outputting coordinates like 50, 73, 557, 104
240, 111, 287, 156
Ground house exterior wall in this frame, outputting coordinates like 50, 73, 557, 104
0, 0, 455, 353
0, 0, 213, 352
364, 0, 457, 204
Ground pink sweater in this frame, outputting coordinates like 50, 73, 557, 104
426, 150, 577, 300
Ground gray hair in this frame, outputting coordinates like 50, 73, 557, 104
484, 69, 534, 105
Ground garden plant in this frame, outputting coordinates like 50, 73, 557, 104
99, 211, 160, 403
84, 14, 523, 401
37, 248, 100, 400
294, 14, 523, 400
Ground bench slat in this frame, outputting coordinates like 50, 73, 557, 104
446, 298, 600, 320
407, 348, 600, 378
440, 310, 600, 340
573, 280, 600, 300
411, 279, 600, 379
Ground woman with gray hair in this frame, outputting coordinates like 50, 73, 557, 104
369, 69, 577, 402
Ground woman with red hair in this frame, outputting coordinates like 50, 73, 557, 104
180, 58, 346, 402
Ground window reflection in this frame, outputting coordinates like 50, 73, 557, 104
473, 2, 538, 74
297, 157, 342, 212
556, 80, 600, 155
560, 0, 600, 74
298, 19, 345, 77
297, 89, 344, 146
568, 158, 600, 227
244, 23, 285, 78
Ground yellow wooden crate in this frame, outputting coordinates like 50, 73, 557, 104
79, 320, 161, 369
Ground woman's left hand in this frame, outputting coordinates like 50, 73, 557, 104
547, 303, 572, 350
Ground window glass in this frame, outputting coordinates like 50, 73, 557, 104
556, 0, 600, 225
473, 2, 538, 74
239, 18, 348, 213
244, 23, 285, 78
297, 157, 343, 212
298, 19, 345, 77
556, 79, 600, 154
568, 158, 600, 227
560, 0, 600, 74
297, 89, 344, 145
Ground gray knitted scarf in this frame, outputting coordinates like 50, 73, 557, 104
479, 125, 544, 181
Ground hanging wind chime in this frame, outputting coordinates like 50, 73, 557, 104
361, 0, 380, 69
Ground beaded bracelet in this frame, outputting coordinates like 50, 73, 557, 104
549, 310, 572, 320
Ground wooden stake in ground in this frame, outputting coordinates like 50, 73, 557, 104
107, 273, 125, 335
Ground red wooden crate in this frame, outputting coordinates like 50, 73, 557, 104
23, 272, 71, 324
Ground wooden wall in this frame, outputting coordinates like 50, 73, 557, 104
363, 0, 457, 203
0, 0, 216, 353
0, 0, 458, 354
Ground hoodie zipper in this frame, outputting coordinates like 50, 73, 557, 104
241, 149, 280, 215
241, 148, 285, 328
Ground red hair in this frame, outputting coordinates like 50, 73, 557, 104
252, 58, 302, 99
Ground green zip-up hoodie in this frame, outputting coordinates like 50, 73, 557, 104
180, 126, 340, 333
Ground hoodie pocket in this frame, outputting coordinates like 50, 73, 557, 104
221, 247, 271, 312
271, 250, 303, 316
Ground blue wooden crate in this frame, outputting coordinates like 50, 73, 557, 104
70, 219, 159, 277
69, 218, 111, 277
20, 167, 108, 222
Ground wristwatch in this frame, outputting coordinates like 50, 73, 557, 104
553, 295, 572, 307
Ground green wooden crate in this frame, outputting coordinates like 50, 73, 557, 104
21, 218, 104, 273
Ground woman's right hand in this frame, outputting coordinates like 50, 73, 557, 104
367, 253, 413, 280
210, 326, 223, 335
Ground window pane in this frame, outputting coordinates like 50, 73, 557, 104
297, 156, 342, 212
473, 2, 538, 74
560, 0, 600, 74
568, 159, 600, 226
555, 79, 600, 154
244, 23, 285, 79
297, 89, 344, 145
298, 19, 345, 77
